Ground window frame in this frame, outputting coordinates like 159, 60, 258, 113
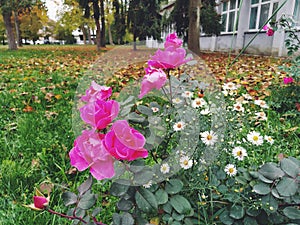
221, 0, 241, 34
248, 0, 279, 31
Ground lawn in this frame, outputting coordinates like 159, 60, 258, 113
0, 45, 299, 224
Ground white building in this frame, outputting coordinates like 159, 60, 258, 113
200, 0, 300, 56
148, 0, 300, 56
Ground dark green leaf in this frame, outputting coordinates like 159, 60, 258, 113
92, 207, 101, 217
137, 105, 153, 116
117, 198, 133, 211
259, 163, 284, 180
280, 158, 300, 178
133, 169, 153, 185
219, 209, 234, 225
253, 182, 271, 195
165, 179, 183, 194
243, 216, 258, 225
283, 207, 300, 219
128, 112, 145, 123
62, 191, 78, 206
276, 177, 298, 197
169, 195, 192, 214
163, 202, 173, 214
78, 191, 97, 209
155, 189, 168, 205
112, 212, 134, 225
110, 182, 129, 197
78, 175, 93, 196
135, 188, 158, 213
230, 205, 245, 219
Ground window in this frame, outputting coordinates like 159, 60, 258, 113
294, 0, 300, 24
221, 0, 241, 33
249, 0, 279, 30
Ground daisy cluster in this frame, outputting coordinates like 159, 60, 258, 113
221, 82, 275, 177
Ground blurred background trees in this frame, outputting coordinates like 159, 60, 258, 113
0, 0, 222, 51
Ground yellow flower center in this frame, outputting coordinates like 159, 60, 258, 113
229, 168, 234, 173
207, 134, 213, 140
253, 136, 259, 141
237, 151, 242, 156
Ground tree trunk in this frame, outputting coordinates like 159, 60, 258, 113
107, 22, 114, 45
188, 0, 201, 55
87, 26, 92, 44
80, 24, 87, 44
13, 10, 22, 47
100, 0, 106, 47
2, 11, 17, 50
93, 0, 101, 51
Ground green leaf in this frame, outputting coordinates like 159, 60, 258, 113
280, 158, 300, 178
258, 173, 274, 184
283, 207, 300, 219
259, 163, 285, 180
165, 179, 183, 194
172, 211, 184, 221
78, 175, 93, 196
62, 191, 78, 206
128, 112, 145, 123
235, 176, 248, 185
112, 212, 134, 225
243, 216, 258, 225
246, 208, 261, 217
135, 188, 158, 213
155, 189, 168, 205
117, 198, 134, 211
169, 195, 192, 214
78, 191, 97, 210
137, 105, 153, 116
133, 169, 153, 186
92, 207, 101, 217
253, 182, 271, 195
110, 182, 129, 197
230, 205, 245, 219
163, 202, 173, 214
276, 177, 298, 197
220, 209, 234, 225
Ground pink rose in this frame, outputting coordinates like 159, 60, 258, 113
139, 68, 167, 98
148, 46, 191, 69
104, 120, 148, 161
69, 130, 115, 180
80, 99, 120, 130
81, 81, 112, 102
283, 77, 294, 84
164, 33, 183, 49
263, 25, 274, 36
33, 196, 49, 210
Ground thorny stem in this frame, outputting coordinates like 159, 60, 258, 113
47, 208, 106, 225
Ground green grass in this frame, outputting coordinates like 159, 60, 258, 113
0, 45, 299, 224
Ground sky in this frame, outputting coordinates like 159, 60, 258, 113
44, 0, 63, 21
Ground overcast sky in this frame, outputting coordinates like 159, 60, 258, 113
44, 0, 62, 21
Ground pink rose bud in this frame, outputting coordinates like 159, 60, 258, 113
81, 81, 112, 102
33, 196, 49, 210
104, 120, 148, 161
139, 68, 167, 98
164, 33, 183, 49
283, 77, 294, 84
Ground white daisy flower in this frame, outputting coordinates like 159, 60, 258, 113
180, 156, 193, 169
182, 91, 193, 98
192, 98, 207, 108
264, 135, 274, 144
222, 90, 229, 96
143, 180, 153, 188
172, 97, 182, 104
151, 107, 159, 113
222, 82, 237, 91
224, 164, 237, 177
232, 146, 248, 161
200, 131, 218, 146
242, 93, 253, 100
254, 99, 269, 109
247, 131, 263, 146
173, 121, 185, 131
254, 111, 267, 121
160, 163, 170, 174
233, 102, 245, 113
200, 108, 211, 115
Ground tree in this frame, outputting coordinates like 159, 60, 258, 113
19, 4, 48, 44
128, 0, 161, 50
0, 11, 5, 45
0, 1, 17, 50
201, 0, 222, 35
188, 0, 201, 55
112, 0, 126, 44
